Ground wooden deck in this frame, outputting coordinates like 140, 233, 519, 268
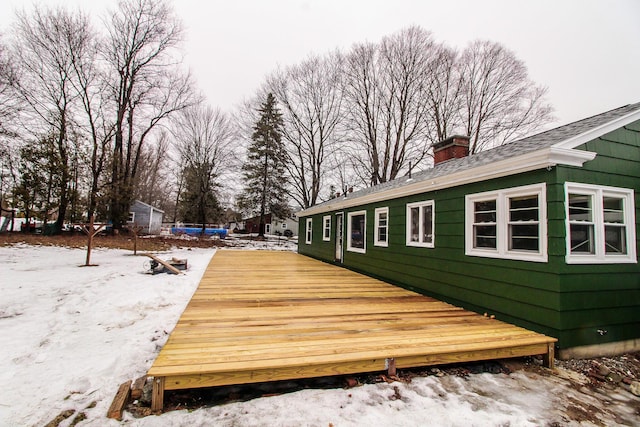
148, 250, 556, 410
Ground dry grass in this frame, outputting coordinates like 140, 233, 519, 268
0, 232, 226, 252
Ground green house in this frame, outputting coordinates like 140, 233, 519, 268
297, 103, 640, 359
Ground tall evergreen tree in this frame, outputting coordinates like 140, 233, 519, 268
238, 93, 290, 237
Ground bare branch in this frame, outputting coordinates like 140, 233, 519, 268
103, 0, 199, 228
267, 51, 344, 208
457, 40, 555, 153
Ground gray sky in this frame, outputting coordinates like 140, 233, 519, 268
1, 0, 639, 127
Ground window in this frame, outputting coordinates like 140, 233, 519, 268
565, 182, 636, 264
323, 215, 331, 241
508, 195, 540, 251
127, 212, 135, 223
406, 201, 434, 248
465, 183, 547, 262
374, 207, 389, 247
305, 218, 312, 244
347, 211, 366, 253
472, 200, 496, 249
282, 223, 287, 229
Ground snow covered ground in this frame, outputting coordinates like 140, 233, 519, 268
0, 244, 637, 426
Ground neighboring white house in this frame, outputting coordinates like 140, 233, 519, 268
128, 200, 164, 234
269, 214, 298, 237
239, 213, 299, 237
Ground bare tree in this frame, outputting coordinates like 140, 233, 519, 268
11, 6, 87, 233
103, 0, 198, 229
66, 13, 114, 222
0, 36, 18, 138
424, 44, 462, 144
172, 105, 236, 233
0, 36, 18, 207
267, 52, 344, 208
133, 131, 173, 212
343, 26, 437, 186
457, 40, 554, 154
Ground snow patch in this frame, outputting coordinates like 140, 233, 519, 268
0, 244, 637, 426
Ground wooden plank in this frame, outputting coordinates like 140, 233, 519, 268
163, 358, 387, 390
107, 380, 132, 420
148, 336, 554, 377
147, 250, 557, 398
140, 253, 182, 275
393, 343, 551, 368
151, 376, 165, 412
131, 375, 147, 400
158, 343, 550, 390
155, 326, 539, 359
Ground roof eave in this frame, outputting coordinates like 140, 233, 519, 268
555, 108, 640, 149
297, 147, 596, 217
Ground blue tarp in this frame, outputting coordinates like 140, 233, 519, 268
171, 227, 228, 238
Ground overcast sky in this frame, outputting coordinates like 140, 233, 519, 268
1, 0, 639, 127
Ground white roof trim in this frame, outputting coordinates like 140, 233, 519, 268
298, 147, 596, 217
554, 108, 640, 149
548, 146, 597, 166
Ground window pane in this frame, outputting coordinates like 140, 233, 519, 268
605, 225, 626, 254
306, 219, 312, 243
570, 223, 594, 253
511, 237, 539, 251
603, 197, 624, 224
509, 224, 539, 251
474, 225, 497, 248
569, 194, 592, 222
410, 207, 419, 242
422, 205, 433, 243
351, 214, 365, 249
510, 195, 538, 222
377, 211, 387, 243
378, 212, 387, 224
474, 200, 496, 223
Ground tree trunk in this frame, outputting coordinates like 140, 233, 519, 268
258, 149, 268, 237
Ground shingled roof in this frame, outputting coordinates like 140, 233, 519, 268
299, 102, 640, 216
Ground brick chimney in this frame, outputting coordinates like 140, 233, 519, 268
433, 135, 470, 165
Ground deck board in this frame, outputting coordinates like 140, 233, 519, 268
147, 250, 556, 410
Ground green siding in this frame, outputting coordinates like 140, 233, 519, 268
552, 122, 640, 348
298, 120, 640, 350
297, 216, 335, 261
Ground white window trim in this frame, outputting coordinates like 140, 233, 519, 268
406, 201, 435, 248
374, 207, 389, 247
564, 182, 637, 264
347, 210, 367, 254
465, 183, 548, 262
305, 218, 312, 244
322, 215, 331, 241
